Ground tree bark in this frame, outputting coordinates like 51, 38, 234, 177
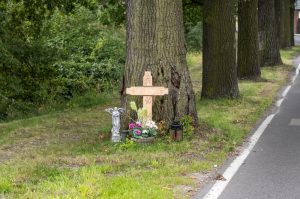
121, 0, 199, 127
258, 0, 282, 66
291, 0, 295, 46
202, 0, 239, 99
238, 0, 261, 80
275, 0, 292, 48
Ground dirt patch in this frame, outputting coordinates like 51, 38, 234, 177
0, 150, 13, 164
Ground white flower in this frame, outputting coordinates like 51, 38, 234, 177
146, 120, 158, 129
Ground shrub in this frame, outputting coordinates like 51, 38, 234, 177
186, 21, 203, 51
0, 5, 125, 121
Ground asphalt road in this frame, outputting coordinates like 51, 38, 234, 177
295, 35, 300, 45
194, 38, 300, 199
215, 59, 300, 199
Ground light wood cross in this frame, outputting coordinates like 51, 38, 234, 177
126, 71, 169, 121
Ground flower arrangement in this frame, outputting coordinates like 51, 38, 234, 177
128, 101, 158, 140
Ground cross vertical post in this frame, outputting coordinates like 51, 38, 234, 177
143, 71, 153, 120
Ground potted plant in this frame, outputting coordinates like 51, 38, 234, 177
128, 101, 158, 143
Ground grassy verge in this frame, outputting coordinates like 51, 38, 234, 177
0, 46, 299, 198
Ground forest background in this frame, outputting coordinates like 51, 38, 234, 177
0, 0, 202, 121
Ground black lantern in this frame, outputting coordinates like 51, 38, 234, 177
121, 130, 129, 142
169, 120, 183, 141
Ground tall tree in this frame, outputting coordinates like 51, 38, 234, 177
202, 0, 239, 98
121, 0, 199, 126
238, 0, 261, 80
275, 0, 292, 48
258, 0, 282, 66
290, 0, 295, 46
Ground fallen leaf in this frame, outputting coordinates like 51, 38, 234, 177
215, 173, 226, 181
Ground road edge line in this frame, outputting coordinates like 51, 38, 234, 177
202, 62, 300, 199
202, 114, 275, 199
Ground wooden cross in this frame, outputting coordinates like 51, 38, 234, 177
126, 71, 169, 121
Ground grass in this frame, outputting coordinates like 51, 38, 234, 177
0, 46, 300, 198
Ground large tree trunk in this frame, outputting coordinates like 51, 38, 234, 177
201, 0, 239, 99
121, 0, 199, 127
258, 0, 282, 66
275, 0, 292, 48
238, 0, 261, 80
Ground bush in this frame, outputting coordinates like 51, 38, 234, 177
0, 4, 125, 121
186, 21, 203, 51
42, 6, 125, 98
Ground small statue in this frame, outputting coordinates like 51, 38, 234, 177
105, 107, 125, 142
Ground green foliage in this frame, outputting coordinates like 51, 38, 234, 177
0, 3, 125, 121
0, 0, 205, 121
119, 138, 137, 151
129, 101, 148, 124
95, 0, 125, 26
0, 179, 12, 194
180, 115, 195, 138
42, 6, 125, 97
186, 22, 203, 51
183, 0, 203, 51
30, 165, 65, 184
156, 121, 169, 137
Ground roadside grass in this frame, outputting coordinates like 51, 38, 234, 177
280, 46, 300, 65
0, 46, 299, 198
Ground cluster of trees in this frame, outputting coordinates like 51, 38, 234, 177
0, 0, 203, 121
0, 0, 295, 125
121, 0, 295, 127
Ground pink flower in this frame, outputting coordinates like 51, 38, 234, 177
135, 130, 141, 135
129, 123, 136, 129
136, 122, 142, 127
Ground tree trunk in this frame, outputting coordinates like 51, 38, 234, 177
291, 0, 295, 46
258, 0, 282, 66
201, 0, 239, 99
121, 0, 199, 127
275, 0, 292, 48
275, 0, 285, 47
238, 0, 261, 80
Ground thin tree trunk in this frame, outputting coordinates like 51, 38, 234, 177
238, 0, 261, 80
291, 0, 295, 46
258, 0, 282, 66
275, 0, 285, 48
275, 0, 292, 48
202, 0, 239, 99
284, 0, 292, 47
121, 0, 199, 127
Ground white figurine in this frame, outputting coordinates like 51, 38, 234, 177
105, 107, 125, 142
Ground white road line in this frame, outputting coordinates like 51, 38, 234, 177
282, 86, 291, 98
293, 63, 300, 82
202, 61, 300, 199
276, 98, 284, 107
203, 114, 275, 199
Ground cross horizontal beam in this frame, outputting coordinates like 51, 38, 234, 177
126, 87, 168, 96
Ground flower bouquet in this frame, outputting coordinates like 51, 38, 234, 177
128, 102, 158, 142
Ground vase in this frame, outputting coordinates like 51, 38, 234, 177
131, 137, 155, 143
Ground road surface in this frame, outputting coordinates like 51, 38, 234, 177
195, 56, 300, 199
295, 35, 300, 45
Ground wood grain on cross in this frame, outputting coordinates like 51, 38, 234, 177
126, 71, 169, 121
